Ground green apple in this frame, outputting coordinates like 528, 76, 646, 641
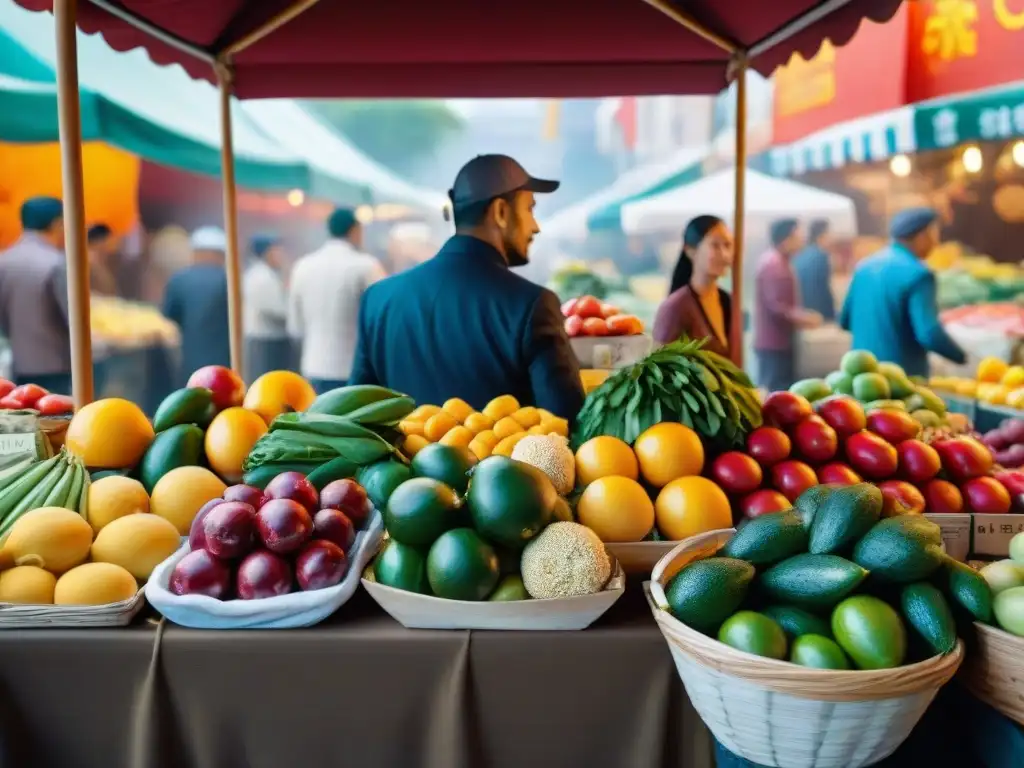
994, 586, 1024, 636
980, 560, 1024, 595
1010, 532, 1024, 564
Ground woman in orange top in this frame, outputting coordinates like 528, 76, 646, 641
652, 215, 735, 357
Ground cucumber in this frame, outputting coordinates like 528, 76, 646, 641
0, 454, 63, 522
306, 456, 359, 491
5, 458, 70, 522
759, 554, 869, 610
901, 582, 957, 655
721, 511, 808, 566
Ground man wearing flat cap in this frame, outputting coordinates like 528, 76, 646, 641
348, 154, 584, 421
0, 197, 72, 394
840, 207, 965, 377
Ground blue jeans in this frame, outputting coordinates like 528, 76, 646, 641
308, 378, 347, 395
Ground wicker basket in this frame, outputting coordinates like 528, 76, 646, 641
647, 529, 965, 768
0, 587, 145, 628
960, 622, 1024, 727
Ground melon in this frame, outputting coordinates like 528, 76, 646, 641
3, 506, 93, 573
150, 466, 227, 534
54, 562, 138, 605
90, 513, 181, 580
0, 565, 56, 604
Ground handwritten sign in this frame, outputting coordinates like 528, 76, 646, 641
972, 513, 1024, 556
0, 432, 37, 461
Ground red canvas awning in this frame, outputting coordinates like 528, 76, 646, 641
12, 0, 905, 98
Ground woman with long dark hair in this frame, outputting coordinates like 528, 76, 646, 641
653, 215, 734, 356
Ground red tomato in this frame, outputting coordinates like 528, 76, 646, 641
0, 379, 13, 399
34, 394, 75, 415
582, 317, 609, 336
0, 395, 27, 409
605, 314, 644, 336
8, 384, 48, 407
564, 315, 584, 338
560, 298, 579, 317
599, 302, 621, 319
574, 296, 603, 319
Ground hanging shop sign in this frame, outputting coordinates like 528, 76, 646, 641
907, 0, 1024, 101
914, 83, 1024, 150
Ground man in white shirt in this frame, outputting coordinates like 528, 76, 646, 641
288, 208, 386, 394
243, 233, 292, 382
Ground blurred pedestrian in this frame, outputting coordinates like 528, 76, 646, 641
243, 233, 292, 382
162, 226, 231, 384
754, 218, 822, 392
792, 218, 835, 323
289, 208, 386, 395
654, 215, 734, 357
840, 207, 965, 376
0, 197, 71, 394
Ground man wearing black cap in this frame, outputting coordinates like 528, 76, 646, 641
840, 206, 965, 376
0, 197, 72, 394
348, 154, 584, 421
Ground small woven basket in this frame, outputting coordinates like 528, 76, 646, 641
960, 622, 1024, 727
647, 529, 965, 768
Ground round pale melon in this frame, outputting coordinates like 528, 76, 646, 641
90, 513, 181, 581
3, 507, 93, 574
0, 565, 56, 604
54, 562, 138, 606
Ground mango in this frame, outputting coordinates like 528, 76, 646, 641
439, 426, 474, 450
441, 398, 474, 424
424, 412, 458, 442
3, 507, 93, 574
91, 513, 181, 581
463, 413, 494, 434
54, 563, 138, 606
483, 395, 519, 421
493, 417, 523, 440
0, 565, 56, 604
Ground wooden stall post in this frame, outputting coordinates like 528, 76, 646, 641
216, 63, 245, 376
54, 0, 94, 406
730, 55, 748, 371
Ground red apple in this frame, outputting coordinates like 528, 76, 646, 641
257, 499, 314, 554
741, 489, 791, 518
845, 431, 899, 480
762, 392, 813, 430
879, 480, 926, 517
793, 417, 839, 464
320, 479, 371, 527
815, 396, 866, 439
312, 508, 356, 552
170, 549, 232, 599
295, 540, 349, 591
897, 440, 942, 484
746, 427, 792, 469
770, 460, 818, 502
817, 463, 862, 485
710, 452, 763, 495
265, 471, 319, 514
224, 484, 268, 509
202, 502, 257, 560
933, 438, 994, 482
922, 479, 964, 514
866, 410, 921, 445
962, 476, 1011, 514
187, 366, 246, 411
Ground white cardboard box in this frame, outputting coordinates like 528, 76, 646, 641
925, 513, 971, 562
971, 513, 1024, 558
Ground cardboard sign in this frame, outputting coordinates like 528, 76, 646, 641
925, 513, 972, 561
972, 513, 1024, 557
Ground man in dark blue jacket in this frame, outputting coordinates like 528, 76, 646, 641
349, 154, 584, 422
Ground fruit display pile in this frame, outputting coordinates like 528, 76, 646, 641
0, 379, 73, 414
396, 396, 569, 463
664, 484, 992, 669
573, 338, 762, 449
932, 356, 1024, 410
171, 471, 370, 600
561, 295, 645, 338
790, 350, 949, 428
724, 389, 1017, 518
0, 449, 89, 537
370, 442, 612, 602
979, 418, 1024, 469
91, 296, 180, 348
979, 532, 1024, 637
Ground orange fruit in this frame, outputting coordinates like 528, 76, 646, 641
204, 407, 268, 483
65, 398, 154, 469
633, 422, 704, 487
576, 476, 655, 542
150, 466, 227, 534
575, 436, 639, 486
655, 476, 732, 541
978, 356, 1008, 384
242, 370, 316, 425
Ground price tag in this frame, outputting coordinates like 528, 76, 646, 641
925, 513, 971, 562
0, 432, 39, 462
971, 513, 1024, 557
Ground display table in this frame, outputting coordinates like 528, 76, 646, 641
0, 588, 714, 768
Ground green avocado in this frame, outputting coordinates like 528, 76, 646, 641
138, 423, 205, 493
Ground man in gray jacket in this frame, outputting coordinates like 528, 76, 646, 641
0, 197, 71, 394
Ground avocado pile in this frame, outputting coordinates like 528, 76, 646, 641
790, 350, 949, 428
370, 444, 610, 602
664, 483, 993, 670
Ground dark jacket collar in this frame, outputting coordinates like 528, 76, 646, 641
437, 234, 508, 268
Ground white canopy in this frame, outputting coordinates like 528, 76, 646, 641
540, 145, 708, 241
621, 167, 857, 237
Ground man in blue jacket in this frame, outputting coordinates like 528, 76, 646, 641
349, 154, 584, 421
839, 207, 965, 377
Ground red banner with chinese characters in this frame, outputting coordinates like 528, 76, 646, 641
907, 0, 1024, 101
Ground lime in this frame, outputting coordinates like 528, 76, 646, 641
489, 573, 530, 601
831, 595, 907, 669
790, 634, 850, 669
717, 611, 788, 659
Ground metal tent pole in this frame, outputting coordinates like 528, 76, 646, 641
730, 57, 748, 370
54, 0, 93, 406
220, 0, 325, 57
217, 64, 245, 376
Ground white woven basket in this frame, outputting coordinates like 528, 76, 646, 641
647, 529, 964, 768
960, 621, 1024, 727
0, 587, 145, 628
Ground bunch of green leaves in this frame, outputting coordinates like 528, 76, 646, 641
571, 338, 762, 450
